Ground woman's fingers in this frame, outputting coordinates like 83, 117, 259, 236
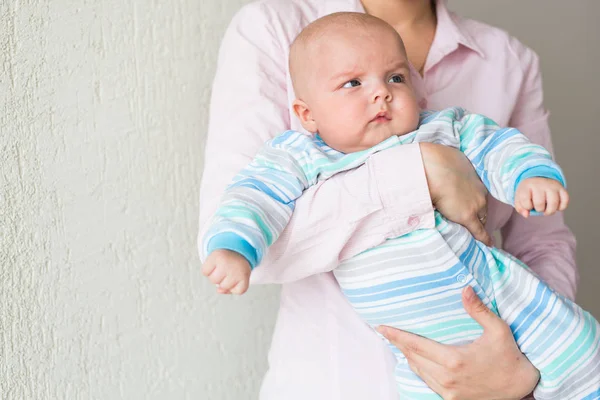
461, 285, 507, 335
379, 287, 507, 364
404, 351, 454, 396
463, 216, 492, 246
377, 326, 456, 368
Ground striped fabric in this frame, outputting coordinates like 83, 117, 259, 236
201, 107, 600, 399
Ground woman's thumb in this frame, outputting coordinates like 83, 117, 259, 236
461, 285, 500, 330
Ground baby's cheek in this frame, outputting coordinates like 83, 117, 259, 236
408, 102, 421, 127
334, 111, 364, 137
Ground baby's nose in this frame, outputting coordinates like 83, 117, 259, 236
373, 87, 392, 102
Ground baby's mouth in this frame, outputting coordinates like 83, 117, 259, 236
370, 111, 392, 123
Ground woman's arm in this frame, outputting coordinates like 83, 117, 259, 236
501, 39, 577, 300
199, 3, 437, 284
377, 38, 577, 400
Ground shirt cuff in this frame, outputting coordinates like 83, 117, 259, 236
369, 144, 435, 236
206, 232, 259, 269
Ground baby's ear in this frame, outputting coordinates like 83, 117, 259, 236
292, 99, 317, 133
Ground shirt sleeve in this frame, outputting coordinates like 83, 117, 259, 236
198, 3, 435, 285
200, 132, 310, 269
449, 108, 565, 208
501, 39, 578, 300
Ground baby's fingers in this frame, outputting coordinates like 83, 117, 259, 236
230, 279, 249, 295
206, 266, 226, 286
218, 276, 249, 295
515, 188, 533, 218
532, 188, 546, 213
559, 189, 570, 211
216, 286, 231, 295
544, 190, 560, 216
516, 204, 530, 219
201, 261, 215, 277
218, 275, 239, 292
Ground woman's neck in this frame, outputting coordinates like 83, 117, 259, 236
361, 0, 436, 29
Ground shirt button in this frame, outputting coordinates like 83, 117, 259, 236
419, 98, 428, 109
408, 215, 420, 227
457, 274, 467, 283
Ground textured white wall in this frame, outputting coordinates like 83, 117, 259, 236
1, 0, 277, 399
1, 0, 598, 399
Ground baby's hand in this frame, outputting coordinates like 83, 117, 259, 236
514, 177, 569, 218
202, 249, 251, 295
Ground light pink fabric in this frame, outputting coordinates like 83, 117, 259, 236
198, 0, 577, 398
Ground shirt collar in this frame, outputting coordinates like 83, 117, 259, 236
434, 0, 485, 59
343, 0, 485, 60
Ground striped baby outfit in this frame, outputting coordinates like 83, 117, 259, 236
201, 107, 600, 399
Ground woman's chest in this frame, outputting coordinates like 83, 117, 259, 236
411, 51, 525, 128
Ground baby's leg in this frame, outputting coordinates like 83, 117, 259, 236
381, 286, 487, 400
335, 232, 495, 399
489, 249, 600, 400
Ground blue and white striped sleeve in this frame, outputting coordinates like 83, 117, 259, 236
199, 130, 317, 269
451, 108, 566, 207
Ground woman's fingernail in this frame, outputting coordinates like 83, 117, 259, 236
464, 285, 474, 301
376, 326, 386, 335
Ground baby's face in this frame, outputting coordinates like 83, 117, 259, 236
301, 26, 420, 153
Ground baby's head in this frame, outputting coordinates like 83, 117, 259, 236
290, 12, 420, 153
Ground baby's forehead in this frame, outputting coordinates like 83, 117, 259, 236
305, 24, 400, 59
312, 27, 406, 63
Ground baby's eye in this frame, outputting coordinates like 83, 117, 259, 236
388, 74, 405, 83
342, 79, 361, 88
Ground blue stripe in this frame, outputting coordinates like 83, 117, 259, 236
230, 178, 299, 204
206, 232, 259, 269
363, 299, 465, 325
511, 283, 554, 341
518, 293, 561, 349
582, 386, 600, 399
469, 128, 520, 171
343, 262, 465, 296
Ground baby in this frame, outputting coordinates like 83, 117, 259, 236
200, 12, 600, 400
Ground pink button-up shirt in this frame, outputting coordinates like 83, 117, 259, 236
199, 0, 578, 398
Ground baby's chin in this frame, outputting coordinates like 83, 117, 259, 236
367, 126, 402, 143
323, 125, 409, 153
342, 130, 399, 153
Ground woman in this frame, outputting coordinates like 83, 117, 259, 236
198, 0, 577, 398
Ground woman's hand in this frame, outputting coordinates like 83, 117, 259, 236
419, 143, 492, 246
377, 286, 539, 400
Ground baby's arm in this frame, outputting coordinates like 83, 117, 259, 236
200, 131, 315, 294
444, 108, 568, 212
200, 130, 388, 293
